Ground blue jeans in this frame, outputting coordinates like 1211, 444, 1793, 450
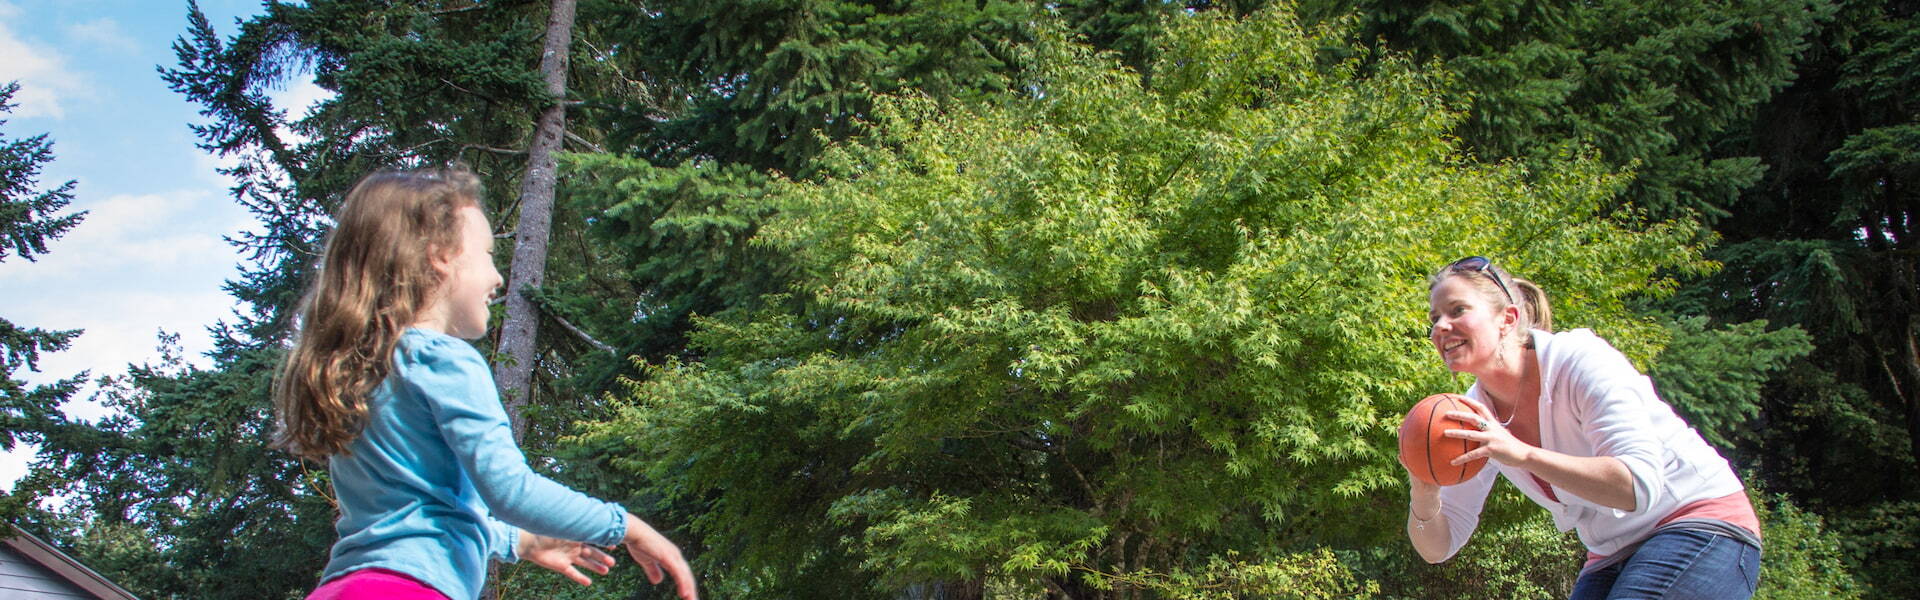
1569, 529, 1761, 600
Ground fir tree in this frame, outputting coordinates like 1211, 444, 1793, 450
0, 80, 86, 524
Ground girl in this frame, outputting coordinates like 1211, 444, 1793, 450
274, 168, 697, 600
1407, 256, 1762, 599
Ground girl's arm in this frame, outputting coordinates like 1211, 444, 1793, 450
407, 335, 628, 545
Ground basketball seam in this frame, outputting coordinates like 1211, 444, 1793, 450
1445, 397, 1461, 484
1423, 398, 1438, 485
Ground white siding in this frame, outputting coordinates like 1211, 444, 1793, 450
0, 544, 89, 599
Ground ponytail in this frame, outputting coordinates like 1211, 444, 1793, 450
1510, 277, 1552, 346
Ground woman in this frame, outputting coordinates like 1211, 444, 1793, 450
1407, 256, 1761, 599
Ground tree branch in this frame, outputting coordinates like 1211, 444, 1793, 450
564, 130, 605, 153
462, 143, 527, 156
547, 308, 615, 354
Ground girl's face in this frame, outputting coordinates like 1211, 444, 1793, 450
422, 206, 502, 339
1427, 274, 1516, 374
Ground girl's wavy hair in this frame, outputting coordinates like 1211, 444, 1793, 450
273, 167, 483, 461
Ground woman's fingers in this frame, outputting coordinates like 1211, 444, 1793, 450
1444, 408, 1490, 429
1451, 395, 1493, 416
1451, 446, 1490, 465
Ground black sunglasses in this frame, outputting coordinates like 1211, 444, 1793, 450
1447, 256, 1515, 304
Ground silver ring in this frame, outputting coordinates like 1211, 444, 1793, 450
1476, 418, 1492, 431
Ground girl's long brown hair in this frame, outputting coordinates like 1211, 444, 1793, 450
274, 168, 482, 461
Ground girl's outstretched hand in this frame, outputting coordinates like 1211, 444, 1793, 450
623, 512, 698, 600
517, 531, 616, 586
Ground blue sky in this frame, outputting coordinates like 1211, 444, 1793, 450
1, 0, 324, 489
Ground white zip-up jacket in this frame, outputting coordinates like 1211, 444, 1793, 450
1434, 328, 1746, 560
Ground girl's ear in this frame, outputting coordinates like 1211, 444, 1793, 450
427, 243, 457, 277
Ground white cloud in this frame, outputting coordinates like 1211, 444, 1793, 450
25, 287, 235, 381
269, 77, 334, 151
0, 185, 251, 492
66, 18, 139, 56
0, 190, 248, 283
0, 445, 29, 494
0, 13, 91, 119
275, 77, 335, 123
0, 186, 251, 380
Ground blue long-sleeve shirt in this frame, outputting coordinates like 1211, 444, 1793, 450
318, 328, 627, 600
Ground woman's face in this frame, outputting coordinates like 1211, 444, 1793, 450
1427, 274, 1515, 374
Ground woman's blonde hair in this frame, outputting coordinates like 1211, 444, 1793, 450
274, 167, 483, 461
1430, 258, 1554, 347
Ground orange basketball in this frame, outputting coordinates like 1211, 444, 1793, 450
1398, 393, 1488, 486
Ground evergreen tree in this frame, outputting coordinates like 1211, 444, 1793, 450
1664, 0, 1920, 593
8, 337, 333, 600
1307, 0, 1828, 225
0, 82, 83, 265
0, 80, 86, 524
544, 0, 1046, 415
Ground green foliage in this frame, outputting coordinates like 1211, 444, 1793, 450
1052, 1, 1275, 75
0, 81, 84, 264
1648, 316, 1813, 449
1681, 0, 1920, 518
1310, 0, 1827, 225
595, 0, 1040, 174
1386, 513, 1581, 600
546, 0, 1057, 451
1752, 490, 1866, 599
9, 337, 333, 600
568, 7, 1706, 597
1092, 549, 1380, 600
558, 155, 792, 364
0, 79, 86, 524
1826, 500, 1920, 598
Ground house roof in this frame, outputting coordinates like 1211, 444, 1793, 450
2, 524, 140, 600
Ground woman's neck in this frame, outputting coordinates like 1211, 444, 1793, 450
1477, 344, 1538, 421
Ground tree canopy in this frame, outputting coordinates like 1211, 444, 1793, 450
564, 11, 1705, 597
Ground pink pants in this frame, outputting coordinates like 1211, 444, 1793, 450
306, 568, 450, 600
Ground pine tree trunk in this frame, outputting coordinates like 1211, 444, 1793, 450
493, 0, 576, 440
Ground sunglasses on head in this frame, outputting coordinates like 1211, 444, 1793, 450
1447, 256, 1515, 304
